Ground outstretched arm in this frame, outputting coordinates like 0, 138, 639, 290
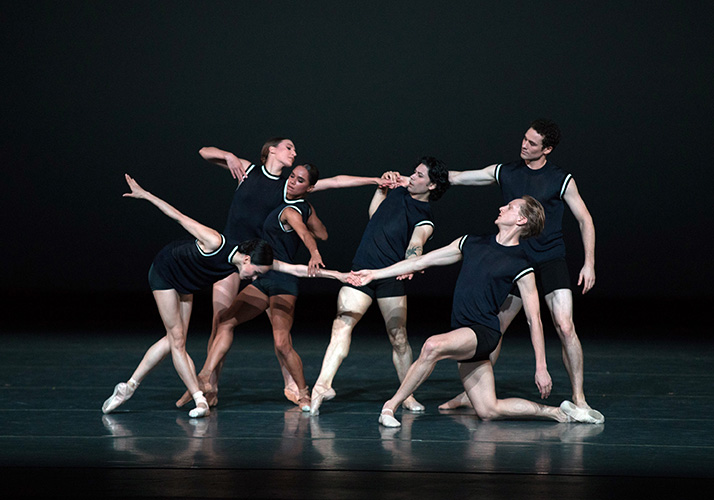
349, 238, 464, 286
563, 179, 596, 294
397, 223, 434, 280
448, 164, 498, 186
283, 207, 325, 277
516, 272, 552, 399
199, 146, 252, 181
123, 174, 224, 253
272, 260, 349, 283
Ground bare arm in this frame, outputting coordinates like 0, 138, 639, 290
306, 204, 328, 241
448, 164, 498, 186
349, 238, 464, 286
272, 260, 349, 283
398, 223, 434, 280
198, 146, 252, 181
562, 179, 596, 294
516, 272, 552, 399
123, 174, 223, 253
282, 207, 325, 277
312, 175, 382, 192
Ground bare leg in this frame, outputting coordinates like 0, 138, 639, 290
380, 328, 479, 427
176, 284, 268, 407
376, 295, 423, 412
269, 294, 310, 411
545, 288, 589, 408
439, 295, 521, 410
310, 287, 372, 414
459, 360, 566, 422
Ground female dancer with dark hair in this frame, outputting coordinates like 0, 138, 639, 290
178, 163, 379, 411
101, 175, 274, 418
101, 175, 324, 418
176, 140, 395, 409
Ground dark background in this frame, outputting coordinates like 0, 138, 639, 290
2, 2, 711, 331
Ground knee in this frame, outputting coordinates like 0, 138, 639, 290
273, 332, 293, 355
388, 327, 409, 354
553, 316, 577, 340
166, 329, 187, 351
475, 405, 500, 421
419, 337, 445, 364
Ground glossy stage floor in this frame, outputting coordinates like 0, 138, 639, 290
2, 293, 713, 498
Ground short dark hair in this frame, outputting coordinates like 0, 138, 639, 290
301, 163, 320, 185
418, 156, 450, 202
237, 238, 273, 266
529, 119, 561, 150
518, 195, 545, 239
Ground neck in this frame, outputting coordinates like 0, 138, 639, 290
264, 159, 285, 176
524, 156, 547, 170
494, 225, 522, 246
409, 191, 431, 202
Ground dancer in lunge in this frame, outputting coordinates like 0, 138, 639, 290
348, 196, 604, 427
310, 157, 450, 415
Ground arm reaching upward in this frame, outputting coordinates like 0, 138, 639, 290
123, 174, 223, 253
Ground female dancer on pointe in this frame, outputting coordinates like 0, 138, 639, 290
177, 140, 391, 408
101, 175, 318, 417
178, 163, 389, 411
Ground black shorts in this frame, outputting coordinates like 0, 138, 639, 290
251, 270, 299, 297
344, 276, 406, 300
148, 264, 173, 292
457, 324, 502, 363
511, 257, 570, 297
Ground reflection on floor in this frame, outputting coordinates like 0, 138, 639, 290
2, 312, 713, 498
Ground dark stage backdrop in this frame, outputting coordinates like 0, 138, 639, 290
1, 2, 711, 327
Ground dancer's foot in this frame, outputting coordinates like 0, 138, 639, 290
310, 384, 336, 415
188, 393, 211, 419
402, 395, 425, 412
378, 408, 401, 428
284, 386, 300, 405
437, 391, 472, 410
102, 380, 138, 414
560, 400, 604, 424
298, 386, 311, 413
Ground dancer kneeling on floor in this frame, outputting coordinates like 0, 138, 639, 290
348, 196, 604, 427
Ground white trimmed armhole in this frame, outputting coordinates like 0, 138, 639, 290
414, 220, 435, 240
458, 234, 469, 251
560, 174, 573, 199
278, 205, 303, 233
512, 267, 535, 283
195, 234, 226, 257
495, 163, 503, 186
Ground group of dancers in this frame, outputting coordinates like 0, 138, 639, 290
102, 119, 605, 426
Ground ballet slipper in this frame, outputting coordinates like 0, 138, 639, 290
102, 381, 137, 414
402, 395, 425, 412
378, 408, 401, 428
189, 393, 211, 419
284, 387, 300, 405
310, 384, 336, 415
298, 386, 311, 412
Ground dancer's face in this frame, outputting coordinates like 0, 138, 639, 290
520, 128, 551, 162
270, 140, 297, 167
286, 165, 314, 199
407, 164, 435, 195
495, 199, 526, 227
238, 261, 271, 280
